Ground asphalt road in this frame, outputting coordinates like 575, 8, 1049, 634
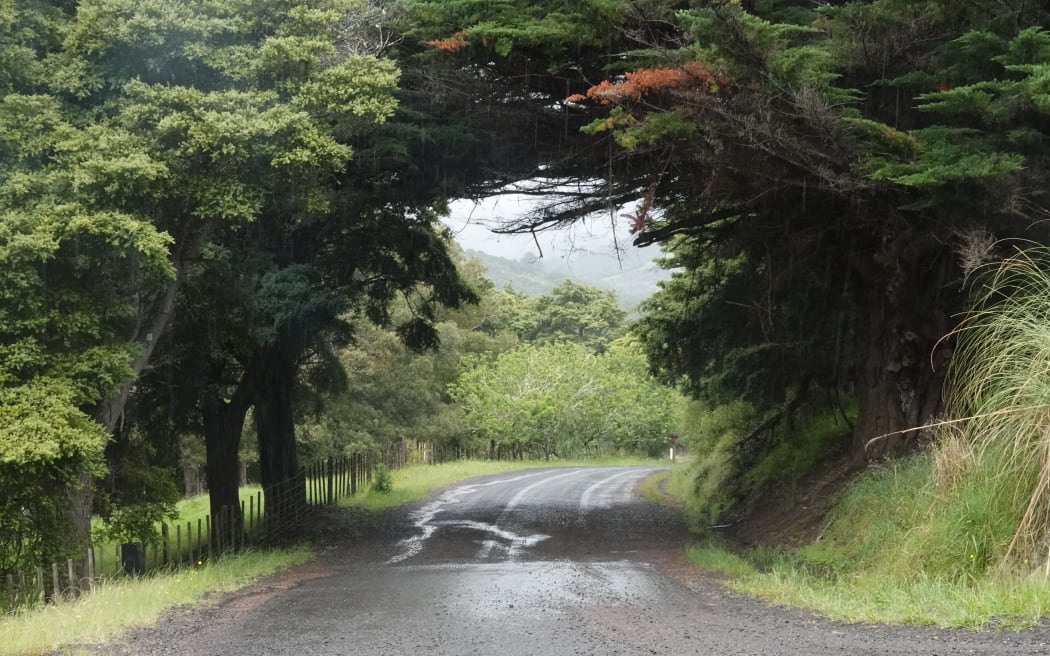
113, 466, 1050, 656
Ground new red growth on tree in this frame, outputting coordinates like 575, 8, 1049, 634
426, 31, 469, 52
567, 62, 731, 105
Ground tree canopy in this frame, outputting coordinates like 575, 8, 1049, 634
407, 0, 1050, 468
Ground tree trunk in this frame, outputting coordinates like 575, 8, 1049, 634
60, 276, 186, 558
202, 375, 253, 544
253, 353, 305, 527
58, 470, 95, 557
850, 232, 955, 464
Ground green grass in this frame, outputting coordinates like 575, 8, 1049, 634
683, 454, 1050, 628
636, 461, 694, 507
636, 470, 671, 505
172, 486, 264, 525
717, 554, 1050, 629
687, 543, 757, 578
344, 456, 669, 510
0, 547, 311, 656
744, 407, 852, 494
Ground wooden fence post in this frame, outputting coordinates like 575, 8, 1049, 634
66, 559, 75, 595
35, 568, 44, 603
86, 547, 96, 591
161, 523, 170, 566
327, 456, 334, 505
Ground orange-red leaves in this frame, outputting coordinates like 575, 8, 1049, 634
426, 31, 469, 52
568, 62, 731, 105
623, 183, 657, 235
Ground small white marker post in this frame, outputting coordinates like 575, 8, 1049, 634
668, 433, 679, 462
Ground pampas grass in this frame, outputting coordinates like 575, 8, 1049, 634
939, 245, 1050, 572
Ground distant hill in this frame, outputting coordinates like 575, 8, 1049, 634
465, 248, 671, 310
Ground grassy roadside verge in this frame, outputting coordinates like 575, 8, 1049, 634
687, 538, 1050, 629
345, 456, 669, 510
0, 547, 311, 656
664, 456, 1050, 629
636, 462, 692, 507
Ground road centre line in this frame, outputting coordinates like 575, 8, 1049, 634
579, 469, 645, 511
502, 468, 590, 511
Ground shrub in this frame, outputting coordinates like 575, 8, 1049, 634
371, 464, 393, 494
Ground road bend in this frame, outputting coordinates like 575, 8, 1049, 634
115, 466, 1050, 656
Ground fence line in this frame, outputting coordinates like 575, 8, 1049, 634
1, 441, 426, 616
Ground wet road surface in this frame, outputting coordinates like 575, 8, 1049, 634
117, 466, 1050, 655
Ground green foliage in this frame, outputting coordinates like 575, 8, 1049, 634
94, 502, 177, 548
675, 399, 752, 526
809, 456, 936, 578
612, 110, 695, 151
450, 338, 682, 459
370, 463, 394, 494
528, 280, 626, 350
743, 407, 852, 495
298, 308, 509, 462
687, 543, 757, 579
404, 0, 627, 69
94, 430, 181, 547
637, 249, 824, 407
0, 381, 107, 570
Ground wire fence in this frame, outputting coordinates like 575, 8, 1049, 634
1, 442, 416, 616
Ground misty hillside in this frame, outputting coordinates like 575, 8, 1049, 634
466, 248, 671, 310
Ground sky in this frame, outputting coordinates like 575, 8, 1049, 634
442, 194, 658, 264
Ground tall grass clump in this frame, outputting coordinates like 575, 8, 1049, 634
938, 246, 1050, 574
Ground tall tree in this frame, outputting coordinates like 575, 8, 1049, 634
530, 280, 626, 351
